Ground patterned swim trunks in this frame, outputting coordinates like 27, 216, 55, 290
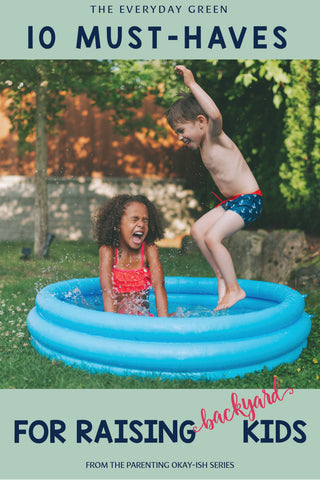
220, 191, 263, 226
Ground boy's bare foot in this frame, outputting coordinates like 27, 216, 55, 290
214, 287, 246, 311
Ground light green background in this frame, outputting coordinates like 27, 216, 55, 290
0, 1, 319, 480
0, 0, 319, 59
0, 389, 319, 479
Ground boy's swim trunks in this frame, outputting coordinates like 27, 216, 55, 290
215, 189, 263, 226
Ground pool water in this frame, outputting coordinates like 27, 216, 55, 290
60, 285, 278, 317
27, 276, 311, 380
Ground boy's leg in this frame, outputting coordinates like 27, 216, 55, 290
203, 209, 245, 310
191, 206, 229, 302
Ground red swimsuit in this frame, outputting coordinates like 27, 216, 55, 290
112, 242, 152, 294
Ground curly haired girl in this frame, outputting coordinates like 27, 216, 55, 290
93, 194, 168, 316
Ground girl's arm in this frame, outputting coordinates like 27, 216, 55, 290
99, 245, 116, 312
146, 243, 169, 317
175, 64, 223, 136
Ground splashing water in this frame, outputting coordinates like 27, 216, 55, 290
173, 305, 226, 317
115, 294, 152, 316
34, 253, 76, 294
62, 287, 105, 311
60, 287, 152, 316
58, 288, 225, 317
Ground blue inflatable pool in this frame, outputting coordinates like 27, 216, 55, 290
27, 277, 311, 381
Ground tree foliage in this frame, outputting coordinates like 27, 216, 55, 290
279, 60, 320, 231
0, 60, 161, 152
0, 60, 162, 255
156, 60, 288, 226
157, 59, 320, 232
1, 59, 319, 235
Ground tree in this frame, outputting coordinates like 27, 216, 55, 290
0, 61, 56, 256
156, 59, 291, 225
158, 59, 320, 233
34, 71, 49, 257
279, 60, 320, 232
0, 60, 160, 256
1, 59, 319, 241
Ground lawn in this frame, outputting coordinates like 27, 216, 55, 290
0, 240, 319, 389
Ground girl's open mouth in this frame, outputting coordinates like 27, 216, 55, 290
132, 231, 144, 245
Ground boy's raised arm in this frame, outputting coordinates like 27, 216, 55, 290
175, 65, 222, 135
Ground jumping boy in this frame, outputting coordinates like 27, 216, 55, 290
167, 65, 263, 311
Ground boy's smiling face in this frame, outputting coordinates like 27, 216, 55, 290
173, 116, 206, 150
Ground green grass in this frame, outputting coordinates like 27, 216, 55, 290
0, 241, 319, 389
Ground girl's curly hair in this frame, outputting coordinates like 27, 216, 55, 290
93, 194, 165, 248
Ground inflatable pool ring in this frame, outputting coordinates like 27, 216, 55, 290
27, 277, 311, 381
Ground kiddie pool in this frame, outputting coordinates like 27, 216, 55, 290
27, 276, 311, 381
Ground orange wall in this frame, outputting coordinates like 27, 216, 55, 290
0, 92, 200, 181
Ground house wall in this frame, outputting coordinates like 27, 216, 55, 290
0, 176, 200, 242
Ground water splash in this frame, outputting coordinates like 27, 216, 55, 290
172, 305, 227, 317
58, 288, 225, 318
116, 294, 152, 316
